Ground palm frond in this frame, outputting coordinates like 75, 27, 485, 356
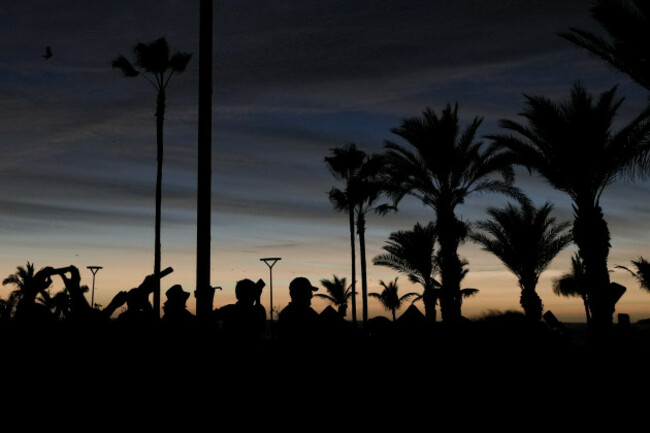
111, 55, 139, 77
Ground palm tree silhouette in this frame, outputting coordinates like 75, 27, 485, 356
112, 37, 192, 317
2, 262, 53, 319
553, 253, 591, 324
471, 199, 573, 321
489, 83, 650, 331
372, 221, 441, 321
382, 104, 521, 323
0, 295, 17, 322
616, 257, 650, 292
352, 153, 396, 328
561, 0, 650, 92
325, 143, 366, 327
316, 275, 354, 317
369, 278, 420, 321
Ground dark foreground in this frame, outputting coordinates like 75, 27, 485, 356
3, 316, 649, 426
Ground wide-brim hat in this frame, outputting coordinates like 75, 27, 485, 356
166, 284, 190, 302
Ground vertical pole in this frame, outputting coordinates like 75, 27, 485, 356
196, 0, 213, 318
261, 258, 281, 337
87, 266, 102, 310
91, 272, 96, 308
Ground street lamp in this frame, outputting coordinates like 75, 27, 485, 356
87, 266, 103, 309
260, 257, 281, 336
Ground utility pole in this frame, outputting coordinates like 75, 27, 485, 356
196, 0, 214, 318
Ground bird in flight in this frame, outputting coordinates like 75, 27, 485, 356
42, 46, 52, 60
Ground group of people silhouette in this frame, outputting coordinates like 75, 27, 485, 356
2, 263, 346, 348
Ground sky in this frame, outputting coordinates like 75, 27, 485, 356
1, 0, 650, 323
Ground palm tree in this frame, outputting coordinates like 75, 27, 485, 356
489, 83, 650, 331
0, 295, 17, 322
471, 199, 573, 321
316, 275, 354, 317
351, 154, 396, 328
372, 221, 441, 321
369, 278, 420, 321
325, 143, 367, 327
561, 0, 650, 93
112, 37, 192, 317
616, 257, 650, 292
2, 262, 54, 320
553, 253, 591, 324
382, 104, 521, 322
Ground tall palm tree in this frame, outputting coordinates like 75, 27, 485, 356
112, 37, 192, 317
352, 154, 396, 328
471, 199, 573, 321
382, 104, 521, 322
616, 256, 650, 292
325, 143, 367, 327
489, 83, 650, 331
372, 221, 441, 321
369, 278, 420, 321
553, 253, 591, 324
316, 275, 354, 317
561, 0, 650, 93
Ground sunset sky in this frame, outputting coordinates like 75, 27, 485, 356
2, 0, 650, 323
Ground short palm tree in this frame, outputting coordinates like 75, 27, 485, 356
553, 253, 591, 324
325, 143, 366, 326
489, 83, 650, 330
372, 221, 441, 321
561, 0, 650, 92
112, 37, 192, 317
369, 278, 420, 321
2, 262, 54, 320
616, 257, 650, 293
382, 104, 521, 322
2, 262, 49, 305
471, 199, 573, 321
316, 275, 354, 317
0, 296, 17, 321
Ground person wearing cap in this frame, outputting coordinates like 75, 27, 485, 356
277, 277, 321, 341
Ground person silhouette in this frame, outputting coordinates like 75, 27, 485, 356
162, 284, 196, 325
214, 278, 266, 342
115, 274, 157, 326
277, 277, 320, 341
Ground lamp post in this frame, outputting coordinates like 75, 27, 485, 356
260, 257, 281, 336
86, 266, 103, 309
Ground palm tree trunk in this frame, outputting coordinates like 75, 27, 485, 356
573, 201, 612, 334
436, 209, 464, 323
519, 278, 542, 322
357, 212, 368, 329
348, 206, 357, 327
422, 284, 437, 322
153, 90, 165, 318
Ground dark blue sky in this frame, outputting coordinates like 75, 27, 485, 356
1, 0, 649, 320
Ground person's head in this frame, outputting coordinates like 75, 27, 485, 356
235, 279, 258, 305
126, 287, 151, 310
163, 284, 190, 312
288, 277, 319, 307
